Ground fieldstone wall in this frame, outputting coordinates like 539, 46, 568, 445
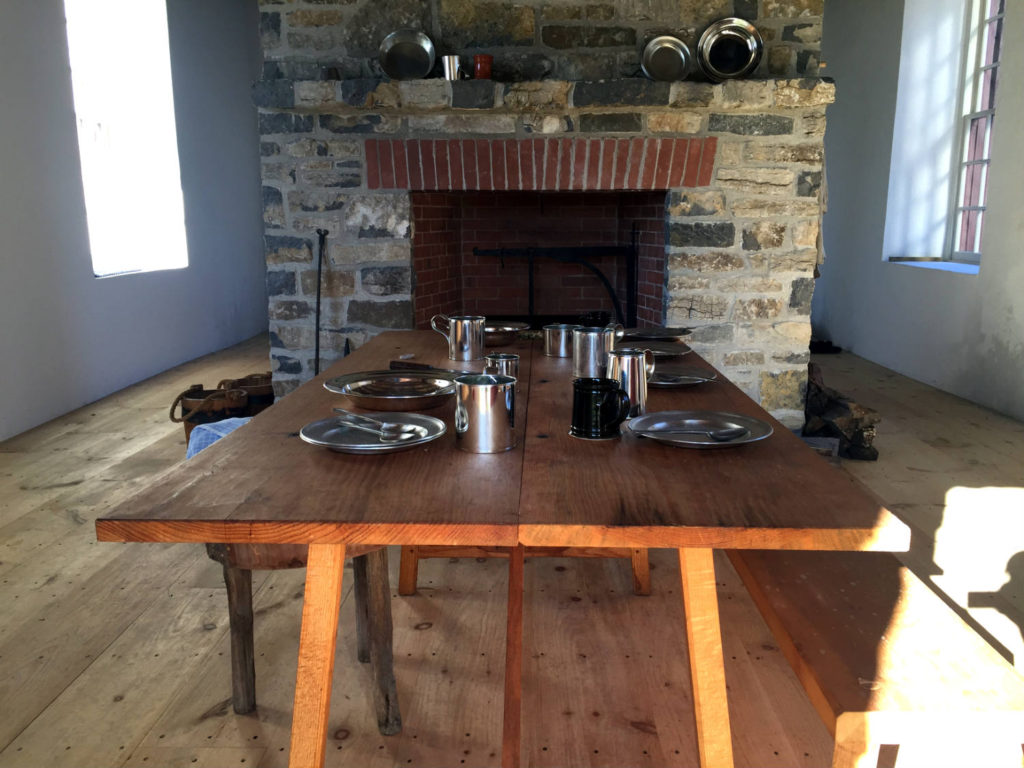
258, 74, 834, 428
259, 0, 823, 83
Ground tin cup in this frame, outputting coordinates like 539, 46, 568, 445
608, 347, 656, 418
441, 55, 462, 80
431, 314, 486, 361
484, 352, 519, 381
454, 374, 516, 453
543, 324, 581, 357
570, 377, 631, 440
572, 323, 625, 379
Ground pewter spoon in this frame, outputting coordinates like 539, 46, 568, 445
637, 426, 749, 442
332, 408, 423, 441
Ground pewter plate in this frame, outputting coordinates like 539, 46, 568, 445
324, 370, 455, 411
648, 366, 718, 388
300, 412, 446, 454
622, 326, 692, 342
629, 410, 773, 448
485, 321, 530, 346
617, 340, 693, 358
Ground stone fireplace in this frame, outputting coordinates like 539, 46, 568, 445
256, 1, 832, 428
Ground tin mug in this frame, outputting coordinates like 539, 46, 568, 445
570, 377, 631, 440
543, 324, 581, 357
484, 352, 519, 381
572, 323, 625, 379
454, 374, 516, 453
608, 347, 656, 418
431, 314, 485, 361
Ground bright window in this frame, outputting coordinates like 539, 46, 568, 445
64, 0, 188, 277
950, 0, 1004, 262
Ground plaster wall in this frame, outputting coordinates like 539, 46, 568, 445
814, 0, 1024, 421
0, 0, 267, 441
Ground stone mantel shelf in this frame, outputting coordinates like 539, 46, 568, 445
253, 76, 836, 117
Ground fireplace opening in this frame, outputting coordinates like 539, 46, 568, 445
411, 190, 667, 329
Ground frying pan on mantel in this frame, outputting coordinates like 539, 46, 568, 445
379, 29, 436, 80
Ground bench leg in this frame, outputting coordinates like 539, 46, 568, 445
221, 562, 257, 715
502, 545, 525, 768
355, 549, 402, 736
678, 548, 734, 768
289, 543, 347, 768
353, 555, 371, 665
398, 546, 419, 595
832, 714, 879, 768
631, 548, 651, 595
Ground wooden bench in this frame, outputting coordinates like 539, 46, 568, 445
727, 549, 1024, 768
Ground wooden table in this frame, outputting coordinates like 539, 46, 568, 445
96, 330, 910, 768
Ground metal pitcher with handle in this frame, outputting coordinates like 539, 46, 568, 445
608, 347, 656, 418
431, 314, 485, 361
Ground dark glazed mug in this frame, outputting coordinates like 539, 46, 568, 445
570, 378, 631, 440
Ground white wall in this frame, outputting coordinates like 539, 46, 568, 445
0, 0, 267, 440
814, 0, 1024, 421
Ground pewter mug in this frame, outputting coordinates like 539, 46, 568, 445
441, 55, 462, 80
608, 347, 656, 418
572, 323, 625, 379
431, 314, 485, 361
454, 374, 516, 453
484, 352, 519, 381
543, 324, 581, 357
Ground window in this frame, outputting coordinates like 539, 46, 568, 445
950, 0, 1004, 262
63, 0, 188, 277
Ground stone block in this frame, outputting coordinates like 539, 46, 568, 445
667, 275, 712, 291
272, 378, 301, 398
768, 46, 795, 77
339, 0, 432, 58
669, 82, 715, 107
709, 114, 794, 135
797, 170, 822, 197
266, 235, 313, 264
331, 241, 411, 266
504, 81, 571, 109
573, 79, 671, 107
789, 277, 814, 314
270, 300, 312, 321
399, 80, 450, 109
288, 189, 347, 213
298, 169, 362, 188
735, 297, 784, 319
800, 110, 827, 137
320, 114, 398, 134
260, 12, 280, 49
783, 23, 822, 43
261, 162, 296, 184
759, 368, 807, 411
715, 79, 775, 110
407, 114, 517, 134
667, 190, 726, 217
348, 300, 414, 329
668, 250, 744, 272
492, 53, 555, 81
769, 249, 818, 272
542, 25, 637, 49
792, 219, 819, 248
647, 112, 703, 134
300, 269, 355, 298
361, 266, 412, 296
261, 141, 280, 157
287, 27, 348, 51
717, 276, 783, 293
669, 222, 735, 248
724, 350, 765, 366
263, 186, 285, 228
730, 198, 820, 217
716, 141, 744, 166
579, 113, 642, 132
267, 270, 296, 296
294, 81, 336, 107
770, 320, 812, 345
522, 115, 572, 134
272, 354, 303, 375
439, 0, 536, 47
773, 350, 810, 364
343, 195, 411, 239
453, 80, 499, 109
764, 0, 824, 17
683, 323, 734, 343
667, 294, 730, 322
252, 79, 294, 108
271, 325, 315, 350
774, 78, 835, 107
734, 0, 759, 18
259, 112, 314, 135
746, 143, 823, 163
337, 78, 386, 107
717, 167, 794, 194
742, 221, 786, 251
797, 50, 820, 75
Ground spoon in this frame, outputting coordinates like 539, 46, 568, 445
332, 409, 424, 442
637, 426, 749, 442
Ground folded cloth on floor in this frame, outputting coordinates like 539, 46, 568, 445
186, 417, 252, 459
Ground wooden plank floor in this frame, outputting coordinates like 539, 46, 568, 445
0, 336, 1019, 767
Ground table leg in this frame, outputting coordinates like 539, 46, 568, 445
678, 548, 734, 768
288, 543, 347, 768
502, 545, 525, 768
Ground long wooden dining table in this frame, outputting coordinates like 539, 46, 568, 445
96, 329, 911, 768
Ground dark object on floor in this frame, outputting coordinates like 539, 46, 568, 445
810, 338, 842, 354
803, 362, 880, 460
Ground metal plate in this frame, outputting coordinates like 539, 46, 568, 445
617, 340, 692, 358
300, 413, 446, 454
485, 321, 530, 346
629, 410, 772, 448
641, 35, 693, 81
648, 366, 718, 388
622, 327, 692, 342
697, 17, 763, 81
379, 29, 435, 80
324, 370, 455, 411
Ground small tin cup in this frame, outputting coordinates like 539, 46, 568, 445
454, 374, 516, 453
484, 352, 519, 381
543, 324, 581, 357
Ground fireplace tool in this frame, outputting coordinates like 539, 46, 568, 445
314, 228, 327, 375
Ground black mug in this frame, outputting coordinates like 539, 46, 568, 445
570, 378, 631, 440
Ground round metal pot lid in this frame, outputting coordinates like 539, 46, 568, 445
641, 35, 693, 81
379, 29, 436, 81
697, 18, 763, 81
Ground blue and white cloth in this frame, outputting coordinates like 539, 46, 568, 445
186, 417, 252, 459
